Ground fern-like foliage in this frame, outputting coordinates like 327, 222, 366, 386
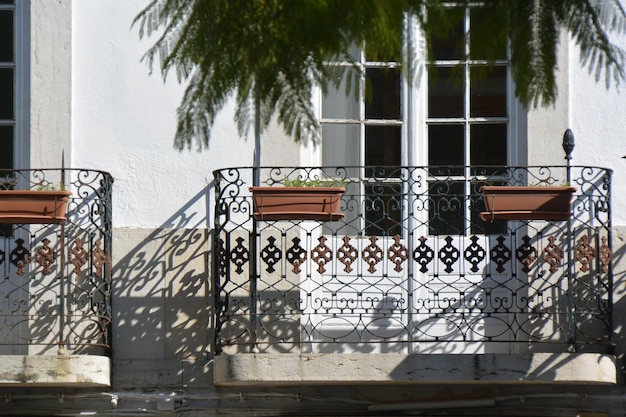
134, 0, 626, 151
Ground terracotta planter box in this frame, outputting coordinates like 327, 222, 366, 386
480, 185, 576, 221
0, 190, 72, 224
250, 186, 345, 221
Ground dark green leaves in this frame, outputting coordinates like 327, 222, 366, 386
134, 0, 626, 151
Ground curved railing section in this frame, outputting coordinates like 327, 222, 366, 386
0, 168, 113, 355
213, 165, 613, 354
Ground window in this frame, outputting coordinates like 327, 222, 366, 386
321, 6, 516, 236
321, 45, 404, 235
0, 0, 27, 237
427, 6, 509, 235
0, 0, 15, 172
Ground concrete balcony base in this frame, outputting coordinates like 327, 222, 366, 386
0, 355, 110, 387
214, 353, 615, 386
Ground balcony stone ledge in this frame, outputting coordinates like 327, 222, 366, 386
0, 355, 110, 387
214, 353, 615, 386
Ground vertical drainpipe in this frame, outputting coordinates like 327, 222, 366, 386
562, 129, 575, 351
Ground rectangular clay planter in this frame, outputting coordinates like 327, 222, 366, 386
0, 190, 72, 224
480, 185, 576, 221
250, 186, 345, 221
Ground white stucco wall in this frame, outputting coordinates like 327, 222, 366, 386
70, 0, 255, 228
568, 32, 626, 225
67, 0, 626, 227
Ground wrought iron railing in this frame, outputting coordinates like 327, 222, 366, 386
213, 163, 613, 354
0, 168, 113, 355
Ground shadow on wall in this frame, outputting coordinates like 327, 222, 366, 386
111, 184, 213, 390
611, 226, 626, 383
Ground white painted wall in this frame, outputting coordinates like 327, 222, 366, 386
70, 0, 255, 228
567, 25, 626, 225
67, 0, 626, 227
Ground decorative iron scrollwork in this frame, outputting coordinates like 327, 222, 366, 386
337, 236, 358, 273
516, 235, 537, 273
413, 236, 434, 273
230, 237, 250, 274
542, 235, 563, 273
216, 238, 227, 277
286, 237, 306, 274
490, 236, 511, 273
464, 235, 485, 273
34, 238, 57, 275
362, 236, 383, 274
388, 234, 408, 273
260, 236, 281, 273
311, 236, 333, 274
439, 236, 459, 273
599, 236, 611, 274
574, 235, 595, 273
70, 238, 88, 275
10, 238, 30, 276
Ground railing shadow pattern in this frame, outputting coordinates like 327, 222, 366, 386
213, 166, 613, 354
0, 168, 113, 355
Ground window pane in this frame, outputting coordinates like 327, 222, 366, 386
365, 125, 401, 176
365, 183, 402, 236
0, 68, 13, 119
429, 7, 465, 61
322, 124, 360, 167
365, 67, 401, 120
0, 10, 13, 62
470, 8, 507, 60
428, 124, 464, 175
470, 66, 507, 117
470, 123, 507, 166
429, 180, 464, 235
428, 66, 463, 118
322, 67, 359, 120
0, 125, 12, 169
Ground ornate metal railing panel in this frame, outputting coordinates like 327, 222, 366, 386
0, 168, 113, 355
213, 164, 613, 354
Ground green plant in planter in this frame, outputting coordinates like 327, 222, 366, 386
36, 182, 66, 191
282, 178, 345, 188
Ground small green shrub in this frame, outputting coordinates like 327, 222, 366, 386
282, 178, 345, 187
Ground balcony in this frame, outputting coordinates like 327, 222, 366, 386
0, 168, 113, 387
212, 164, 615, 386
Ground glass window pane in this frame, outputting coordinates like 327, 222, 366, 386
428, 66, 464, 118
365, 67, 401, 120
365, 183, 402, 236
470, 8, 507, 60
0, 125, 12, 169
0, 10, 13, 62
322, 67, 359, 120
429, 7, 465, 61
0, 68, 13, 119
470, 66, 507, 117
470, 123, 507, 166
429, 180, 464, 235
428, 124, 464, 175
365, 125, 401, 175
322, 124, 360, 167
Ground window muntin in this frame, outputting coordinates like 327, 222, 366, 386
427, 5, 509, 235
322, 48, 403, 235
321, 6, 511, 236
